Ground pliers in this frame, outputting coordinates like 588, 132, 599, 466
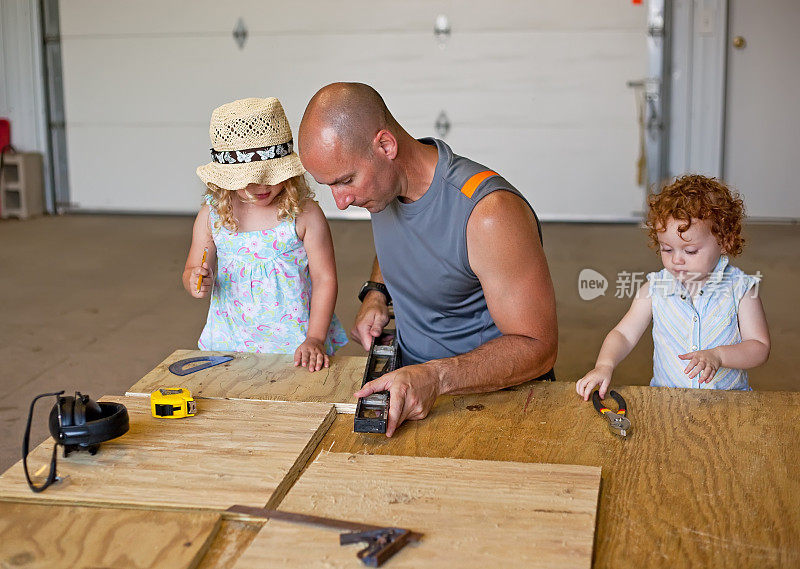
591, 390, 631, 438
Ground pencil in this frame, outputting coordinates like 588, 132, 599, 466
196, 247, 208, 292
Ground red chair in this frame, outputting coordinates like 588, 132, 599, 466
0, 118, 10, 152
1, 118, 12, 216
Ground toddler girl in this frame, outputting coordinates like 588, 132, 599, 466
183, 97, 347, 371
576, 175, 770, 398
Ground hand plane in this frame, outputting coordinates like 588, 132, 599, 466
354, 331, 400, 434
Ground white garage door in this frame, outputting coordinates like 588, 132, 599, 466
60, 1, 647, 220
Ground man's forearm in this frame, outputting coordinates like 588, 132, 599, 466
426, 334, 557, 396
369, 256, 383, 283
362, 256, 389, 313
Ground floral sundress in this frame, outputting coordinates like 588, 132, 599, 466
198, 204, 348, 354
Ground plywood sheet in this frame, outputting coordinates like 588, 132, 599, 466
0, 397, 335, 510
126, 350, 365, 413
314, 382, 800, 569
234, 452, 601, 569
0, 500, 220, 569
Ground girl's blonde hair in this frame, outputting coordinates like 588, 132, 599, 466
204, 174, 314, 232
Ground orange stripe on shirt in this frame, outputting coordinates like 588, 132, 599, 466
460, 170, 497, 199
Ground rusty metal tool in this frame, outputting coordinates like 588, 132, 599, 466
226, 505, 421, 567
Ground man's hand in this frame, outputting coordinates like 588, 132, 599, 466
350, 291, 391, 350
353, 363, 440, 437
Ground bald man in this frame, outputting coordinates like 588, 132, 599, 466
299, 83, 557, 436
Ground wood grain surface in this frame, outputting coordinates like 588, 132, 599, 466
196, 520, 263, 569
126, 350, 366, 413
233, 452, 601, 569
305, 382, 800, 568
0, 500, 220, 569
0, 396, 336, 511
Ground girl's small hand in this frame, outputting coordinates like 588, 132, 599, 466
190, 262, 214, 299
294, 337, 329, 372
576, 365, 613, 401
678, 348, 722, 383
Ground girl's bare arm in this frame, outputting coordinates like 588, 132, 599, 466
182, 206, 216, 297
716, 292, 770, 369
576, 282, 654, 399
295, 200, 338, 370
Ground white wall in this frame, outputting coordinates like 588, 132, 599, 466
0, 0, 49, 197
58, 1, 648, 220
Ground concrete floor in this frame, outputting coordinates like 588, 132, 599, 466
1, 215, 797, 472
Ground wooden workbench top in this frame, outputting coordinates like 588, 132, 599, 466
126, 349, 366, 413
307, 382, 800, 568
6, 355, 798, 568
193, 381, 799, 568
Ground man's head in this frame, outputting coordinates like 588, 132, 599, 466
299, 83, 403, 213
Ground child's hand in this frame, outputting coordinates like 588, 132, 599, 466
576, 365, 613, 401
678, 348, 721, 384
189, 263, 213, 299
294, 337, 329, 372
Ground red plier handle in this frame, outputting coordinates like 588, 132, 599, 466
591, 389, 627, 416
591, 390, 631, 437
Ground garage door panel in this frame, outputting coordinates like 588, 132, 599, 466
66, 123, 370, 218
67, 124, 209, 212
67, 119, 640, 220
59, 1, 647, 219
61, 1, 644, 37
447, 127, 641, 219
63, 32, 642, 128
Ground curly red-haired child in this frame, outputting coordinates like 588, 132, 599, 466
577, 175, 770, 397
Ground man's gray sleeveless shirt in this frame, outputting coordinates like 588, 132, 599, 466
371, 138, 542, 366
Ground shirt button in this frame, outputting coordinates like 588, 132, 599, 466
691, 345, 698, 350
693, 316, 698, 322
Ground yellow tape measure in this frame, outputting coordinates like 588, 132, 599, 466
150, 388, 197, 418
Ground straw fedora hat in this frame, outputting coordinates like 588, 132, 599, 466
196, 97, 305, 191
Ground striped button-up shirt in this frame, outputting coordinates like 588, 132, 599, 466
647, 255, 759, 390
